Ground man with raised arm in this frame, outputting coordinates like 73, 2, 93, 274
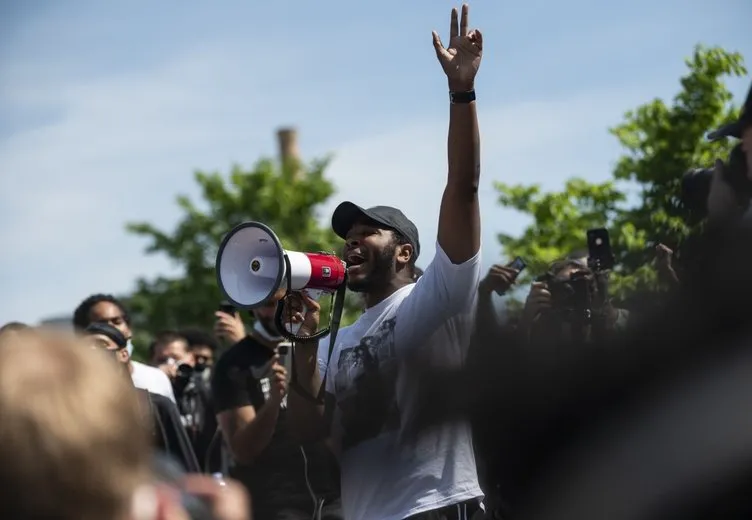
286, 5, 484, 519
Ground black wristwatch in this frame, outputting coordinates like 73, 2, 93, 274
450, 90, 476, 104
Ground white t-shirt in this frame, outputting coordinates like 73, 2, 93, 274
131, 360, 176, 403
324, 242, 483, 520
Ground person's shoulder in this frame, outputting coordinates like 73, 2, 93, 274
147, 390, 172, 407
430, 241, 482, 269
132, 360, 163, 377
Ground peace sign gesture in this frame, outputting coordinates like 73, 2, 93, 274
432, 4, 483, 92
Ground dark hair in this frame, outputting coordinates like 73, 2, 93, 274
72, 294, 130, 332
547, 259, 592, 279
179, 328, 219, 353
84, 322, 127, 349
0, 322, 30, 335
147, 331, 186, 360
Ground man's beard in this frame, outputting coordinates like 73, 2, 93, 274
347, 244, 395, 293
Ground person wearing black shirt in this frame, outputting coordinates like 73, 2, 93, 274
212, 298, 342, 520
83, 322, 201, 473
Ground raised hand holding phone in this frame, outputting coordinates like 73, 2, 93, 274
479, 257, 525, 296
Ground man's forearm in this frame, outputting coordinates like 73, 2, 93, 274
438, 97, 482, 264
448, 100, 480, 189
229, 404, 280, 463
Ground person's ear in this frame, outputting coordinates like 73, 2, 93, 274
396, 243, 414, 267
117, 348, 129, 363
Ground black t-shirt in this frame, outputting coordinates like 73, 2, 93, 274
211, 335, 341, 516
175, 375, 223, 473
137, 389, 201, 474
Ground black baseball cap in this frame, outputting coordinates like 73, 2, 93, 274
332, 202, 421, 260
707, 80, 752, 141
84, 322, 127, 349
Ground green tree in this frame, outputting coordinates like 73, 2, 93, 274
123, 152, 361, 359
495, 45, 746, 305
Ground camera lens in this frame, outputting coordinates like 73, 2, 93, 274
176, 362, 193, 378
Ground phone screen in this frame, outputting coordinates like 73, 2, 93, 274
508, 256, 527, 273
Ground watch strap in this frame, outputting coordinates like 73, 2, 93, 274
450, 90, 476, 104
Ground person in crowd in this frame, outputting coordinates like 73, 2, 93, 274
211, 294, 342, 519
182, 327, 219, 380
82, 322, 201, 473
475, 263, 521, 333
150, 330, 195, 379
286, 5, 484, 519
518, 260, 624, 344
705, 80, 751, 222
0, 326, 250, 520
150, 330, 221, 474
180, 327, 225, 473
73, 293, 176, 402
414, 221, 752, 519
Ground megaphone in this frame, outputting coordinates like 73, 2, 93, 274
216, 221, 347, 404
216, 221, 347, 310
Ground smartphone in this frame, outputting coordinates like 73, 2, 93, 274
586, 228, 615, 270
508, 256, 527, 273
218, 301, 236, 315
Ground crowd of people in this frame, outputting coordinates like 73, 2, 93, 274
2, 3, 752, 520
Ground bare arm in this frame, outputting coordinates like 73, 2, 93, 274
433, 4, 483, 264
217, 404, 280, 465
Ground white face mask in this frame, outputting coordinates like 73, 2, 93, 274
126, 339, 134, 357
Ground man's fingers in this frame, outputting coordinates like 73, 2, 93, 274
432, 31, 450, 61
450, 7, 459, 38
472, 28, 483, 50
432, 30, 443, 51
300, 291, 321, 311
459, 3, 469, 36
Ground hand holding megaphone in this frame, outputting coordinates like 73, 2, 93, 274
279, 291, 321, 338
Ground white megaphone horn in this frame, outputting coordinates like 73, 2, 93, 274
215, 221, 347, 311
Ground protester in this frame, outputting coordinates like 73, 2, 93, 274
0, 328, 251, 520
82, 322, 201, 473
212, 293, 342, 520
73, 293, 176, 402
286, 5, 485, 519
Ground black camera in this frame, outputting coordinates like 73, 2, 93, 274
681, 144, 751, 217
537, 270, 594, 323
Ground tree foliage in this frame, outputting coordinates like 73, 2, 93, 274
124, 155, 362, 357
496, 45, 747, 304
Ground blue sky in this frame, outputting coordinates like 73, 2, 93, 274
1, 0, 750, 325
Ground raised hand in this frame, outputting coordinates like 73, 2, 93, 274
479, 264, 520, 296
432, 4, 483, 91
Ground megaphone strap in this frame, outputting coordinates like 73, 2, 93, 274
274, 253, 348, 406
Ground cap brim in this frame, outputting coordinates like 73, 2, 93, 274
331, 201, 392, 240
707, 120, 743, 142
